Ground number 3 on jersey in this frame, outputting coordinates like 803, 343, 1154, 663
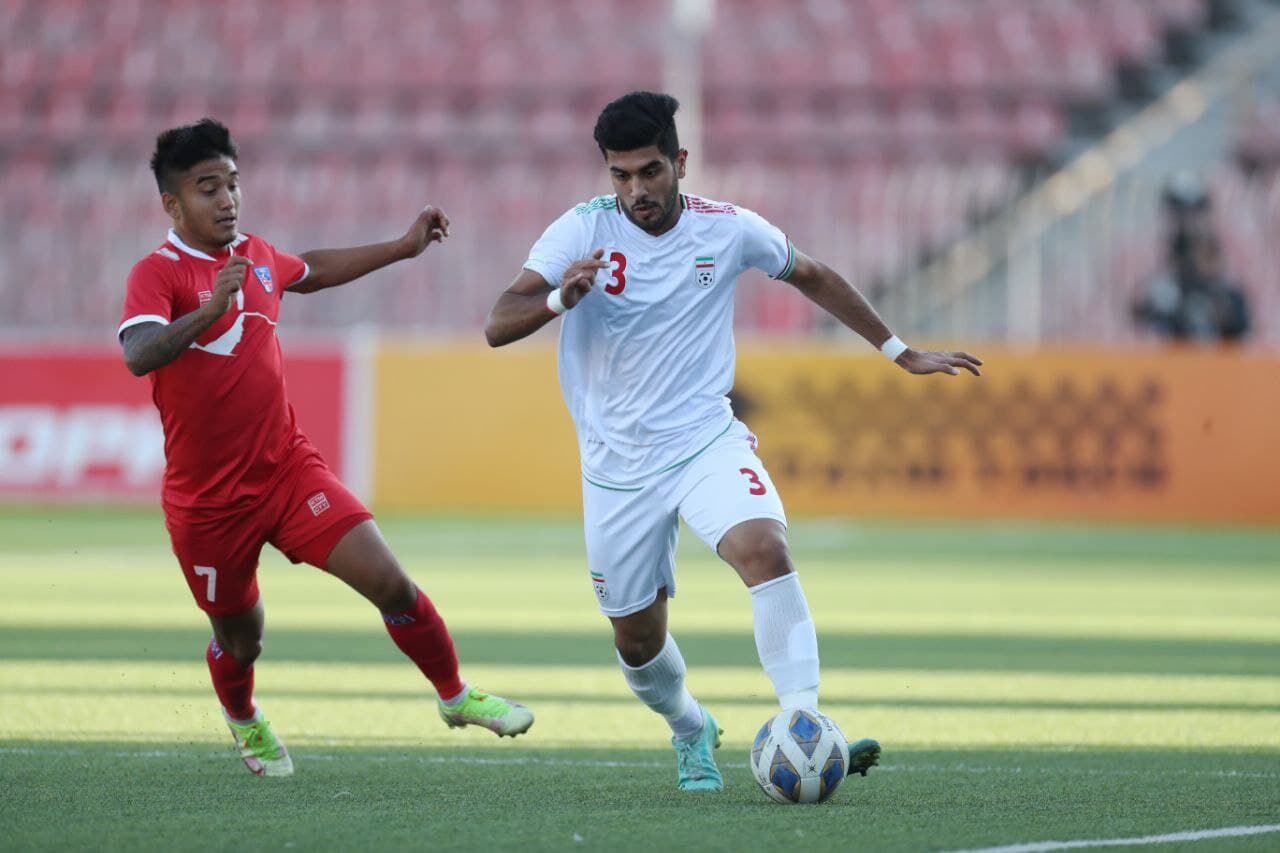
740, 467, 767, 495
605, 251, 627, 295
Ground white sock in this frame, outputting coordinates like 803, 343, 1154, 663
440, 682, 469, 707
750, 572, 820, 710
617, 634, 705, 740
223, 706, 261, 726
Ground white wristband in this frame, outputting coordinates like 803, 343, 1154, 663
879, 335, 908, 362
546, 288, 567, 315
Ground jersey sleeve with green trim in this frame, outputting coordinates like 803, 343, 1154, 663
523, 203, 595, 289
737, 207, 795, 280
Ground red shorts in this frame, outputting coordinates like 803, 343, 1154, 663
165, 452, 373, 617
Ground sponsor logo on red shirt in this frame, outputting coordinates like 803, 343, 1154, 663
307, 491, 330, 516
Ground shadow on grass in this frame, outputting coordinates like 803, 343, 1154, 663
2, 625, 1278, 676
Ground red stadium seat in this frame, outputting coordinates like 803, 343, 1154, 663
103, 92, 151, 143
0, 0, 1233, 338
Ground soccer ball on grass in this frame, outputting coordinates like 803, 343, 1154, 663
750, 708, 849, 804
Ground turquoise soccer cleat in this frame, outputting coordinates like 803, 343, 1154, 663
438, 687, 535, 738
224, 709, 294, 777
847, 737, 882, 777
673, 708, 724, 792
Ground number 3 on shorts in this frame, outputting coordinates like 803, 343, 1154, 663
739, 468, 767, 496
194, 565, 217, 602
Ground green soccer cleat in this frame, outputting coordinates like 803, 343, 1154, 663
673, 708, 724, 792
224, 709, 293, 777
437, 687, 534, 738
847, 737, 882, 777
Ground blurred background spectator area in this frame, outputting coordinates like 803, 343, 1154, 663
1, 0, 1277, 341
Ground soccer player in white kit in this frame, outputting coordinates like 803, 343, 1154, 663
485, 92, 982, 792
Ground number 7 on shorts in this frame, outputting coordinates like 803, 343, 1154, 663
194, 565, 217, 602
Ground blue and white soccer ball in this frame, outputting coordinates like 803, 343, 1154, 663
750, 709, 848, 804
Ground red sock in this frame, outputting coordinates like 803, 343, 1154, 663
206, 638, 256, 721
383, 587, 464, 700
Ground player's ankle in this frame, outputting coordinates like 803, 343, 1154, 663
439, 683, 469, 707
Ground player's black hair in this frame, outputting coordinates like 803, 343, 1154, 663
593, 91, 681, 160
149, 118, 238, 193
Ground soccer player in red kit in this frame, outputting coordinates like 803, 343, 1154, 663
119, 119, 533, 777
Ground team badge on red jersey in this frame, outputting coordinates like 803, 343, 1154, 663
253, 265, 273, 293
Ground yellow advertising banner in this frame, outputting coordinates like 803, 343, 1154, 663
733, 345, 1279, 524
373, 342, 578, 512
372, 342, 1280, 524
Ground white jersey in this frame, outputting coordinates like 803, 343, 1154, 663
523, 193, 795, 487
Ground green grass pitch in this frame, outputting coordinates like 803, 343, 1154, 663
1, 507, 1277, 851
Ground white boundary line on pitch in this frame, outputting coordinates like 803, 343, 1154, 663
944, 823, 1280, 853
1, 747, 1278, 781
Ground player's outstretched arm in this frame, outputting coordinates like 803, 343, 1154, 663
484, 250, 608, 347
783, 249, 982, 377
287, 205, 449, 294
121, 256, 249, 376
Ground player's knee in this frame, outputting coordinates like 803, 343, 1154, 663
224, 637, 262, 666
380, 580, 417, 614
613, 624, 665, 667
369, 566, 416, 613
733, 528, 793, 579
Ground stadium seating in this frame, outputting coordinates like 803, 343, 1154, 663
0, 0, 1218, 335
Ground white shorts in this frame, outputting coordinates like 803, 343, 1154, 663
582, 420, 788, 617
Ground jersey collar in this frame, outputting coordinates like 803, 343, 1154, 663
167, 228, 248, 261
618, 198, 687, 242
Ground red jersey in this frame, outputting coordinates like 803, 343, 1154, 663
119, 229, 314, 510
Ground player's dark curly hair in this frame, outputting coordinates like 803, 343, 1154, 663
593, 91, 681, 160
149, 118, 238, 193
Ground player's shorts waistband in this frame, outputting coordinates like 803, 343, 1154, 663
581, 418, 737, 491
163, 443, 326, 521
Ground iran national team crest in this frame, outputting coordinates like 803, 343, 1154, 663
695, 255, 715, 288
253, 265, 273, 293
590, 570, 609, 601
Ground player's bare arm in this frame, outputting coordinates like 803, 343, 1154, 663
121, 256, 250, 376
783, 249, 983, 377
484, 249, 609, 347
287, 205, 450, 294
